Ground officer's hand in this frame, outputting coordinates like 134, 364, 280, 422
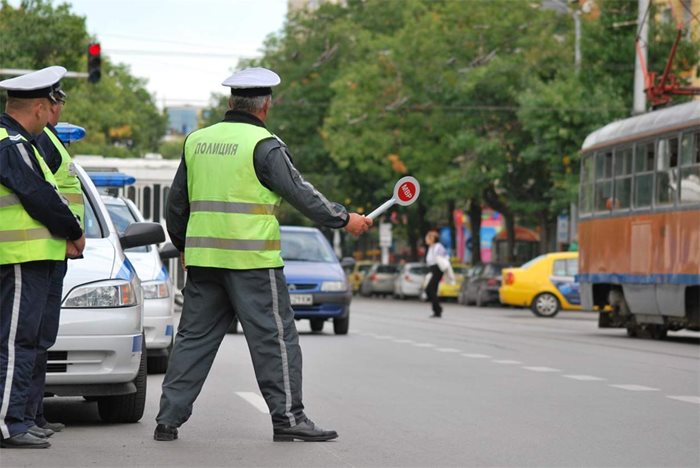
72, 234, 86, 255
344, 213, 372, 237
180, 252, 187, 271
66, 242, 80, 259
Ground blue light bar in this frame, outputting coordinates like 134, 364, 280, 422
88, 172, 136, 187
55, 122, 86, 143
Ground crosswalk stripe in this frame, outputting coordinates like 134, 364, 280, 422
609, 384, 659, 392
666, 396, 700, 405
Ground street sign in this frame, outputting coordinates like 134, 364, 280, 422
367, 176, 420, 220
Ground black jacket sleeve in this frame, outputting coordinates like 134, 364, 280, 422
253, 137, 349, 229
165, 156, 189, 252
0, 140, 83, 241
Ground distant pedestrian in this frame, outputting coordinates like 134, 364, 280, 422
424, 230, 448, 318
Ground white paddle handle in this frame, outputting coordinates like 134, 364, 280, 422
367, 198, 396, 220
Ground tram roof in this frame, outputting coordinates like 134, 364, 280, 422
581, 100, 700, 153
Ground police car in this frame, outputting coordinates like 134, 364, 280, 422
100, 192, 177, 373
43, 159, 165, 423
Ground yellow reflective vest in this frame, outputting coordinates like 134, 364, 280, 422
0, 128, 66, 265
184, 122, 283, 269
43, 127, 84, 226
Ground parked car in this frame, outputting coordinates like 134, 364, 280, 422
348, 260, 374, 294
360, 263, 400, 297
437, 264, 469, 300
499, 252, 580, 317
458, 263, 511, 307
101, 194, 178, 373
45, 167, 165, 423
230, 226, 353, 335
393, 262, 429, 299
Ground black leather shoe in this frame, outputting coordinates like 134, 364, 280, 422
27, 425, 54, 438
40, 421, 65, 432
273, 419, 338, 442
0, 432, 50, 449
154, 424, 178, 441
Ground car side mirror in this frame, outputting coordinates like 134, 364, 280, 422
119, 222, 165, 250
159, 242, 180, 260
340, 257, 356, 269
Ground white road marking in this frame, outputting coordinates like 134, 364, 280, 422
392, 339, 415, 344
523, 366, 561, 372
609, 384, 660, 392
435, 348, 461, 353
492, 360, 521, 364
461, 353, 491, 358
666, 396, 700, 405
374, 335, 394, 340
564, 374, 606, 381
413, 343, 436, 348
236, 392, 269, 414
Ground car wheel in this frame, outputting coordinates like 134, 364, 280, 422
227, 316, 239, 334
147, 339, 172, 374
531, 293, 560, 317
97, 334, 147, 423
310, 318, 324, 332
333, 315, 349, 335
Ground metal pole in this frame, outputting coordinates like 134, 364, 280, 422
633, 0, 650, 115
574, 10, 581, 74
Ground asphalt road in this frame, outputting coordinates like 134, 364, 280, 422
4, 297, 699, 467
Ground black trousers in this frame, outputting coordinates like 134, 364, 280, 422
425, 264, 444, 316
0, 261, 55, 439
25, 260, 66, 427
157, 266, 305, 430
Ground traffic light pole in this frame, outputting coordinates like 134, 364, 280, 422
0, 68, 89, 79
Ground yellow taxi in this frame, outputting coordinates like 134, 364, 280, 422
499, 252, 580, 317
438, 264, 469, 300
348, 260, 374, 294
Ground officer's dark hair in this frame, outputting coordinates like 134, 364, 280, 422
228, 94, 270, 114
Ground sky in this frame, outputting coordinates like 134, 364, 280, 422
41, 0, 289, 108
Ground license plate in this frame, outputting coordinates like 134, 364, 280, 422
290, 294, 313, 306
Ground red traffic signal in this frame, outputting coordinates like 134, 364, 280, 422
87, 42, 101, 83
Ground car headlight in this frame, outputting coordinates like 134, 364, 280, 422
142, 281, 170, 299
63, 279, 137, 308
321, 281, 346, 292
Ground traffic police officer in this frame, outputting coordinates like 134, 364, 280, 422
25, 80, 84, 437
0, 67, 85, 449
155, 67, 372, 443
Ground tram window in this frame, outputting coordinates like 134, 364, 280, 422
126, 186, 136, 203
579, 155, 595, 215
595, 151, 613, 178
680, 167, 700, 204
680, 132, 699, 166
634, 174, 653, 208
142, 186, 151, 220
614, 147, 633, 176
594, 180, 612, 212
614, 177, 632, 209
657, 138, 679, 170
655, 137, 678, 206
635, 142, 654, 172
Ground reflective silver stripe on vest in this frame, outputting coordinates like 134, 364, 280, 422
186, 237, 280, 251
190, 200, 277, 215
0, 194, 20, 208
60, 193, 84, 204
0, 227, 54, 242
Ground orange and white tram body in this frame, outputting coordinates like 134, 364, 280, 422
578, 101, 700, 337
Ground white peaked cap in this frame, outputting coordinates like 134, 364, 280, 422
221, 67, 281, 89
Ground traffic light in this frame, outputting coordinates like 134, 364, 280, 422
87, 42, 101, 83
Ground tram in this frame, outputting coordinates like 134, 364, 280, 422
577, 101, 700, 338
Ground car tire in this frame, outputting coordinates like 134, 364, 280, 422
227, 316, 239, 334
97, 334, 147, 423
147, 339, 172, 374
531, 293, 560, 318
310, 318, 324, 332
333, 314, 349, 335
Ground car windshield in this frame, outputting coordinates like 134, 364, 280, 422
408, 265, 429, 275
82, 193, 103, 239
281, 230, 336, 263
104, 201, 148, 253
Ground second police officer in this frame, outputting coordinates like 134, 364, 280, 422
155, 67, 372, 443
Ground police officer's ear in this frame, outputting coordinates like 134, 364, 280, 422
260, 95, 272, 120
